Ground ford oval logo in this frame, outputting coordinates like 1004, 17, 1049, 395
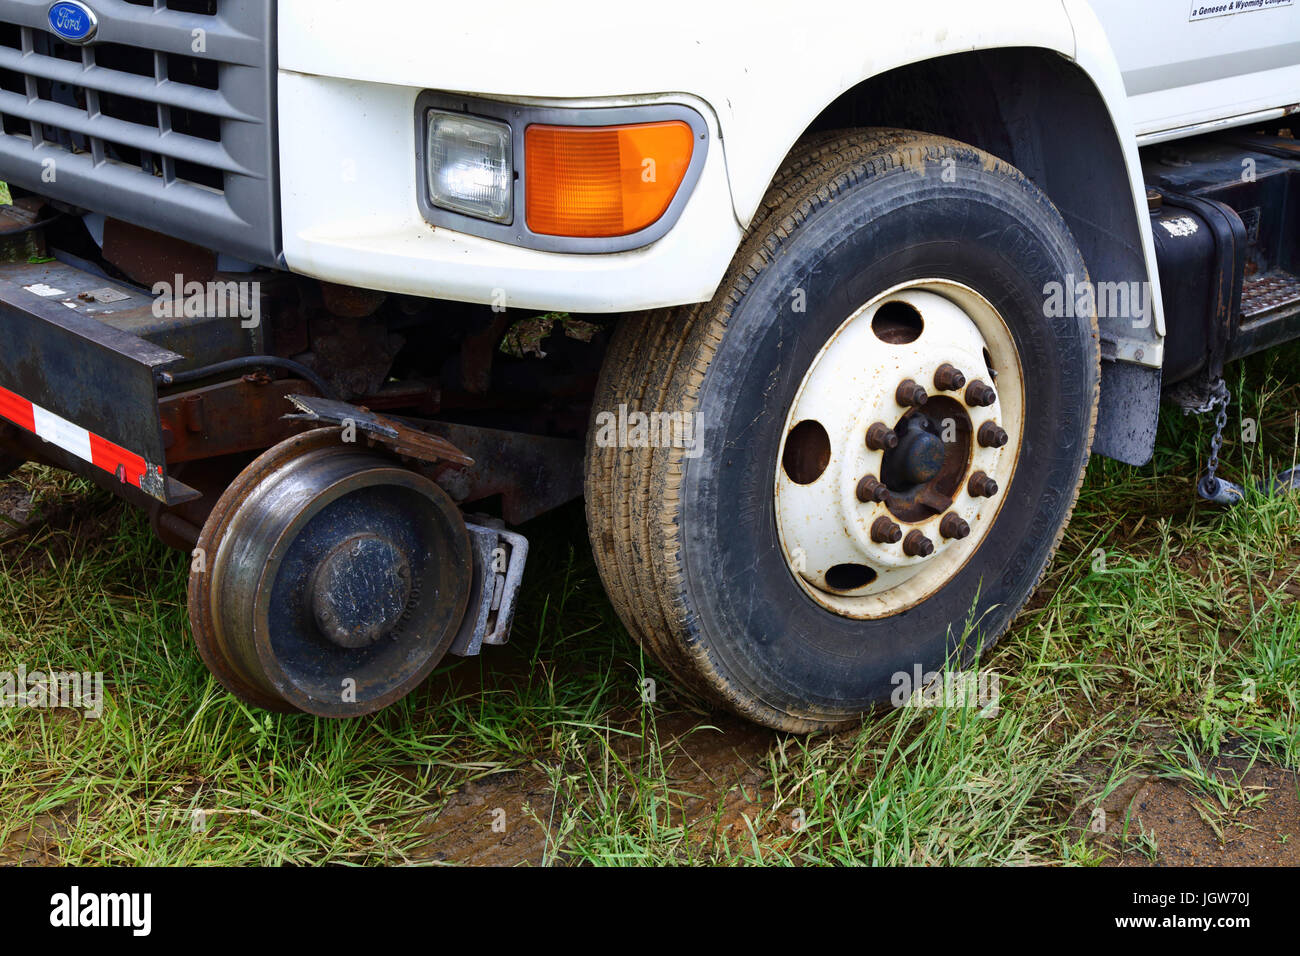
47, 2, 98, 45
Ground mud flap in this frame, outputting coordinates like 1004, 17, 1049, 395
1094, 360, 1162, 467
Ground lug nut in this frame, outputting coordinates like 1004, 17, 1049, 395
968, 471, 999, 498
896, 379, 929, 407
939, 513, 971, 540
856, 475, 889, 503
934, 364, 967, 392
903, 530, 935, 558
866, 422, 900, 451
966, 380, 997, 407
978, 422, 1009, 448
871, 516, 903, 544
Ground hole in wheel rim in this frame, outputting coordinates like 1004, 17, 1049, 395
871, 300, 924, 344
825, 564, 877, 591
782, 420, 831, 485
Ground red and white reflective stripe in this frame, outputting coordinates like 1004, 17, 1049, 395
0, 383, 153, 490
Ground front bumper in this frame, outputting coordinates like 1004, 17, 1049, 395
276, 73, 744, 313
0, 259, 185, 504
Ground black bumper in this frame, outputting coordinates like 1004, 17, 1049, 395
0, 259, 189, 504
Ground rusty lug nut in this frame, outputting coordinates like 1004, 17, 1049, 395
871, 517, 903, 544
866, 422, 900, 451
966, 380, 997, 407
978, 422, 1009, 448
856, 475, 889, 503
968, 471, 999, 498
939, 513, 971, 540
903, 530, 935, 558
896, 379, 929, 407
933, 364, 967, 392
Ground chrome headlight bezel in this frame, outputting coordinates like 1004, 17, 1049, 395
414, 91, 709, 255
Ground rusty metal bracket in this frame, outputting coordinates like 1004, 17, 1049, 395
283, 394, 473, 466
159, 378, 319, 464
449, 519, 530, 657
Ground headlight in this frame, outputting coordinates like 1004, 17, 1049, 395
426, 111, 513, 223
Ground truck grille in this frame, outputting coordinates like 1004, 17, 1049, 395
0, 0, 278, 266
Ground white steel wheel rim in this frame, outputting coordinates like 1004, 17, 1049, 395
774, 279, 1025, 620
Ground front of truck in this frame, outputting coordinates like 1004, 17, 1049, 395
0, 0, 1192, 730
0, 0, 742, 313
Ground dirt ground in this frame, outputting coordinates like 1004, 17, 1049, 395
403, 716, 1299, 866
1108, 759, 1300, 867
407, 712, 776, 865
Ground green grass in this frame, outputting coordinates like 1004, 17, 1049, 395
1, 345, 1298, 865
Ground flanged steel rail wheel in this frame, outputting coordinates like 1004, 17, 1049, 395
188, 429, 472, 717
586, 129, 1100, 732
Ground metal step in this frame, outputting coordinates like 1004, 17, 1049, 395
1241, 269, 1300, 323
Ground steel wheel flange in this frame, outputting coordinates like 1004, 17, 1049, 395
188, 428, 472, 716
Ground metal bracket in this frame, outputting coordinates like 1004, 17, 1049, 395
1100, 334, 1164, 368
282, 394, 472, 466
449, 519, 530, 657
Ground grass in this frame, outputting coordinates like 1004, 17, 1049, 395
1, 344, 1298, 865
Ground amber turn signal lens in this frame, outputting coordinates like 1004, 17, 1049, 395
525, 121, 694, 238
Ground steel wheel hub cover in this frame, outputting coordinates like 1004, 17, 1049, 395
189, 429, 472, 716
774, 280, 1025, 620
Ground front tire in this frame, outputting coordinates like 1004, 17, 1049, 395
586, 129, 1099, 732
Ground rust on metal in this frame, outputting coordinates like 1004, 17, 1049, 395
283, 394, 474, 467
103, 218, 217, 289
856, 474, 889, 504
158, 378, 319, 464
871, 516, 903, 544
903, 530, 935, 558
895, 379, 929, 407
939, 513, 971, 540
965, 380, 997, 407
413, 420, 584, 526
968, 471, 999, 498
978, 422, 1009, 448
319, 281, 388, 319
933, 363, 966, 392
866, 422, 900, 451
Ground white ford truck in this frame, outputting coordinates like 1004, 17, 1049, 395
0, 0, 1297, 729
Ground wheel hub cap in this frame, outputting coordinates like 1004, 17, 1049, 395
310, 533, 413, 648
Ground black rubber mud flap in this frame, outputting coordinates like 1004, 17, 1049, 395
1094, 361, 1162, 467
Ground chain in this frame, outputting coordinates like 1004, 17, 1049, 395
1194, 378, 1243, 504
1203, 378, 1230, 485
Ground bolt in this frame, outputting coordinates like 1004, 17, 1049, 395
896, 379, 929, 407
939, 513, 971, 540
966, 380, 997, 407
871, 516, 903, 544
903, 530, 935, 558
934, 364, 967, 392
978, 422, 1009, 448
968, 471, 999, 498
866, 423, 900, 451
856, 474, 889, 503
